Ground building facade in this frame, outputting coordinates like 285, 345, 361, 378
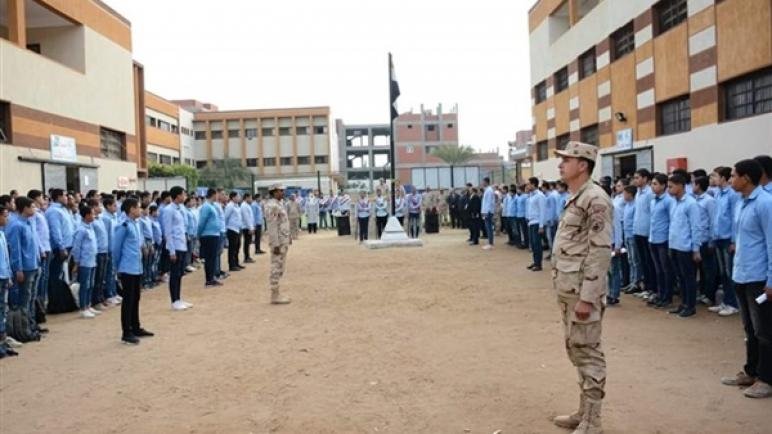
183, 104, 337, 191
509, 129, 534, 182
335, 120, 391, 191
1, 0, 142, 193
528, 0, 772, 181
394, 104, 460, 187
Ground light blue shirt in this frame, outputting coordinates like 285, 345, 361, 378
92, 217, 109, 253
732, 186, 772, 287
714, 186, 740, 241
224, 201, 243, 232
374, 196, 389, 217
101, 211, 118, 252
633, 185, 653, 237
161, 203, 187, 253
765, 182, 772, 195
0, 230, 12, 279
502, 195, 512, 217
506, 194, 518, 217
185, 207, 198, 235
197, 201, 221, 237
72, 222, 97, 268
515, 194, 527, 218
215, 202, 226, 234
112, 218, 143, 275
648, 193, 674, 244
668, 194, 701, 253
45, 202, 74, 250
33, 209, 51, 253
357, 199, 371, 218
251, 201, 263, 226
481, 186, 495, 215
6, 215, 39, 272
240, 202, 254, 229
695, 192, 716, 245
622, 200, 635, 241
544, 191, 557, 224
556, 191, 568, 220
140, 215, 153, 241
151, 217, 162, 246
526, 190, 548, 228
612, 195, 625, 250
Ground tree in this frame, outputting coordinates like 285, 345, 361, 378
430, 144, 476, 188
198, 158, 252, 189
148, 162, 199, 190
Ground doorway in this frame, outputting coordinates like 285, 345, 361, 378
66, 166, 80, 192
617, 155, 637, 179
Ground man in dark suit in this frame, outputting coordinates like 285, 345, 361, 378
468, 188, 482, 245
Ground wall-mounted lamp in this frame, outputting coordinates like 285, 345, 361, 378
615, 112, 627, 122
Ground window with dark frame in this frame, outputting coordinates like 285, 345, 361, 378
535, 81, 547, 103
263, 157, 276, 166
556, 134, 570, 151
100, 127, 126, 160
659, 95, 691, 135
196, 160, 208, 169
228, 129, 240, 137
427, 125, 436, 132
147, 152, 158, 163
280, 157, 293, 166
246, 158, 258, 167
194, 131, 206, 140
655, 0, 687, 35
580, 125, 599, 146
611, 22, 634, 61
159, 154, 172, 165
172, 157, 180, 165
211, 130, 223, 139
579, 48, 596, 79
0, 101, 11, 143
554, 67, 569, 93
447, 123, 454, 128
314, 125, 327, 134
723, 67, 772, 121
295, 126, 308, 135
279, 127, 291, 136
245, 128, 257, 138
262, 127, 274, 137
536, 141, 549, 161
314, 155, 328, 164
297, 156, 310, 165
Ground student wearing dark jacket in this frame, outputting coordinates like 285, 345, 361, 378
468, 188, 482, 245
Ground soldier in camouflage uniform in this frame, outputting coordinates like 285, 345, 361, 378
551, 142, 612, 434
286, 194, 301, 240
265, 184, 291, 305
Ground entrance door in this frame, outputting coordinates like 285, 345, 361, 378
66, 166, 80, 193
618, 155, 637, 179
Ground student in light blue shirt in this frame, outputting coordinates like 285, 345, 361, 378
7, 197, 41, 336
526, 177, 548, 270
100, 196, 120, 304
140, 204, 156, 289
71, 205, 98, 318
501, 186, 512, 243
514, 186, 529, 248
543, 182, 558, 255
608, 183, 626, 305
0, 205, 15, 355
239, 194, 255, 263
45, 189, 74, 304
481, 177, 496, 248
710, 166, 741, 314
621, 185, 639, 292
505, 186, 518, 245
693, 176, 719, 306
161, 187, 190, 310
647, 173, 675, 308
632, 169, 656, 294
754, 155, 772, 196
113, 197, 153, 345
356, 191, 371, 243
89, 200, 110, 309
251, 195, 265, 255
224, 192, 244, 270
723, 159, 772, 395
197, 189, 224, 286
28, 190, 51, 320
667, 174, 702, 317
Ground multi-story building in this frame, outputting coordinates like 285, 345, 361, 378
0, 0, 144, 193
508, 130, 534, 182
528, 0, 772, 181
335, 120, 391, 191
145, 91, 184, 166
394, 104, 460, 187
181, 104, 337, 191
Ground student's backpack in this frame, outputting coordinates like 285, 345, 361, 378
7, 309, 39, 343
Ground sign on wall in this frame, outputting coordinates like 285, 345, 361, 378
616, 128, 633, 150
50, 134, 77, 162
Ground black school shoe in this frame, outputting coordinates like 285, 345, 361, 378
122, 335, 140, 345
133, 328, 155, 338
678, 308, 696, 318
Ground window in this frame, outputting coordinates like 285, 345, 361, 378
426, 145, 438, 155
0, 101, 11, 143
159, 155, 172, 165
580, 125, 599, 146
263, 157, 276, 166
147, 152, 158, 163
554, 67, 569, 93
579, 48, 596, 79
297, 156, 310, 165
211, 130, 223, 139
100, 127, 126, 160
535, 81, 547, 103
407, 124, 413, 129
536, 141, 548, 161
723, 67, 772, 121
173, 157, 180, 165
426, 125, 436, 132
659, 95, 691, 135
26, 43, 41, 54
262, 127, 274, 137
145, 115, 154, 127
246, 158, 257, 167
280, 157, 293, 166
181, 127, 191, 136
194, 131, 207, 140
171, 125, 179, 134
314, 125, 327, 134
655, 0, 687, 35
245, 128, 257, 138
279, 127, 291, 136
611, 22, 634, 61
228, 129, 241, 137
186, 159, 193, 166
314, 155, 328, 164
196, 160, 208, 169
158, 120, 171, 132
447, 123, 454, 128
556, 134, 570, 150
295, 126, 308, 135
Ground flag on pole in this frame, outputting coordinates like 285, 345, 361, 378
389, 53, 400, 121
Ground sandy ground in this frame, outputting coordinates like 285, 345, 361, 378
0, 228, 768, 434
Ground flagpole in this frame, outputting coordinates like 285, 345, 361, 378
389, 52, 396, 215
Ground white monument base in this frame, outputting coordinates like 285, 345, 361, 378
364, 216, 423, 249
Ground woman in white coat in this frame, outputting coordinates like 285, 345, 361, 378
305, 190, 320, 234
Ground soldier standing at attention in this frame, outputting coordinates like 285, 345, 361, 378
551, 142, 612, 434
265, 184, 291, 305
286, 193, 301, 240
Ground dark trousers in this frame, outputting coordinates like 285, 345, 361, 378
119, 273, 142, 336
159, 241, 170, 275
376, 216, 388, 239
736, 281, 772, 383
516, 217, 528, 246
199, 235, 219, 283
92, 252, 109, 305
254, 225, 263, 253
450, 210, 459, 228
484, 213, 494, 245
716, 239, 739, 308
635, 235, 656, 291
470, 217, 480, 244
358, 217, 369, 241
699, 243, 719, 302
319, 211, 328, 229
308, 223, 318, 233
242, 229, 253, 260
649, 242, 673, 302
529, 224, 543, 267
169, 250, 185, 303
330, 212, 337, 229
227, 229, 241, 269
671, 249, 697, 309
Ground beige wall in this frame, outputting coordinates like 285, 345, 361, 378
26, 25, 87, 72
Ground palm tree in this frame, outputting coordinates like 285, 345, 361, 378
431, 144, 476, 188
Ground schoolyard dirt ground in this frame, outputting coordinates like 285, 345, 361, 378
0, 228, 767, 434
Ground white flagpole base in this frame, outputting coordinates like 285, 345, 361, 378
364, 216, 423, 249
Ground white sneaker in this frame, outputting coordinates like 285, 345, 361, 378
5, 336, 23, 348
181, 300, 193, 308
185, 266, 196, 272
80, 310, 96, 319
708, 303, 726, 313
719, 306, 739, 316
171, 300, 188, 311
89, 307, 103, 315
635, 290, 649, 299
162, 275, 170, 283
482, 245, 493, 250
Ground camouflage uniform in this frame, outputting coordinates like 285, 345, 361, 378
266, 187, 292, 304
551, 142, 612, 434
286, 200, 301, 240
